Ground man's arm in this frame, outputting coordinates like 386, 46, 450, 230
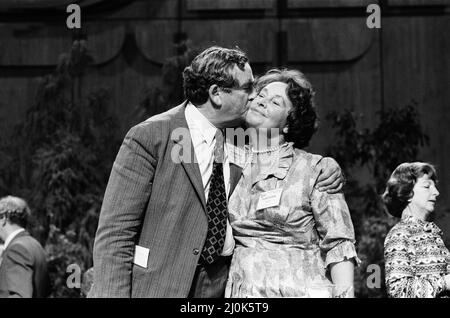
1, 244, 33, 298
315, 157, 344, 194
89, 124, 157, 298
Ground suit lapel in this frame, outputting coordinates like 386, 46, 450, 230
168, 102, 244, 210
170, 102, 207, 211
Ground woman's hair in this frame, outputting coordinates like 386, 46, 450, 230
254, 68, 318, 149
382, 162, 437, 218
182, 46, 249, 105
0, 195, 31, 228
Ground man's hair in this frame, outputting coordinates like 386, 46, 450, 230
182, 46, 249, 105
254, 68, 318, 149
0, 195, 31, 228
382, 162, 437, 218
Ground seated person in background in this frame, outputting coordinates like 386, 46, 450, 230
0, 196, 51, 298
383, 162, 450, 298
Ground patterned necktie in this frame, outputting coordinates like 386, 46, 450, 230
200, 129, 228, 265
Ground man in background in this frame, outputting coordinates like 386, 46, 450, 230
0, 196, 50, 298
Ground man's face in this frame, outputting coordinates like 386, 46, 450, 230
0, 213, 6, 239
216, 62, 254, 127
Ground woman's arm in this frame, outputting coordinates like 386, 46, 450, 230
387, 276, 446, 298
310, 157, 359, 297
330, 260, 355, 297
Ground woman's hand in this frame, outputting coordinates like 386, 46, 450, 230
444, 274, 450, 290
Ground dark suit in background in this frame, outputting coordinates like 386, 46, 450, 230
0, 231, 50, 298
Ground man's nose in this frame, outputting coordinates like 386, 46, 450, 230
248, 90, 257, 101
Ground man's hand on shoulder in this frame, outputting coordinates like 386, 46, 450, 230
315, 157, 345, 194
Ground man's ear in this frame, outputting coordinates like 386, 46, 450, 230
209, 84, 222, 106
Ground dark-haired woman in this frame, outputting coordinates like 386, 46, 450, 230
224, 69, 359, 298
383, 162, 450, 298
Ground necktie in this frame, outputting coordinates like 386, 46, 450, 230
200, 129, 228, 264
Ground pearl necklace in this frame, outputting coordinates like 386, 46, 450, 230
251, 144, 283, 154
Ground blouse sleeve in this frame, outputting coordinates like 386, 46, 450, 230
384, 228, 446, 298
310, 157, 360, 268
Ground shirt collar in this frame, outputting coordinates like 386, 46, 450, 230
402, 214, 443, 235
248, 142, 295, 186
185, 102, 217, 146
4, 228, 25, 249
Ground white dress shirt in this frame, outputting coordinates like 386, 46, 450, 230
185, 102, 235, 256
3, 228, 25, 249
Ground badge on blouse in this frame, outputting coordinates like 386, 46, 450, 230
256, 188, 283, 210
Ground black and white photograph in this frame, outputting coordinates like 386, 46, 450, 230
0, 0, 449, 303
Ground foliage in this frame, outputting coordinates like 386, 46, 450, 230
131, 37, 199, 122
45, 225, 91, 298
0, 40, 121, 297
325, 104, 430, 297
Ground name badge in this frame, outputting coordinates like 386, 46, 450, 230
256, 188, 283, 210
133, 245, 150, 268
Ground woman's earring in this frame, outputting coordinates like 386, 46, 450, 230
282, 126, 288, 134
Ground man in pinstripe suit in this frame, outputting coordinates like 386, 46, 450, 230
89, 46, 342, 298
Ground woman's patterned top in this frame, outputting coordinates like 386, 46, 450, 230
225, 142, 360, 297
384, 214, 450, 298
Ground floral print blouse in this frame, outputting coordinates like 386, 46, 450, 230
225, 142, 360, 297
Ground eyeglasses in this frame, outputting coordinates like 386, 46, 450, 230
222, 81, 255, 95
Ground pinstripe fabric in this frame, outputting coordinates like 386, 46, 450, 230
89, 102, 242, 298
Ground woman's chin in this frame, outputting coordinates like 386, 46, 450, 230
426, 206, 435, 214
245, 113, 261, 128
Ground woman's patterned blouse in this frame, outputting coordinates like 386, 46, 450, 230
384, 214, 450, 298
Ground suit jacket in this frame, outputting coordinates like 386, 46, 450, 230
89, 102, 243, 298
0, 231, 50, 298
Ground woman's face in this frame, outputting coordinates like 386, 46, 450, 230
245, 81, 293, 130
409, 174, 439, 215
